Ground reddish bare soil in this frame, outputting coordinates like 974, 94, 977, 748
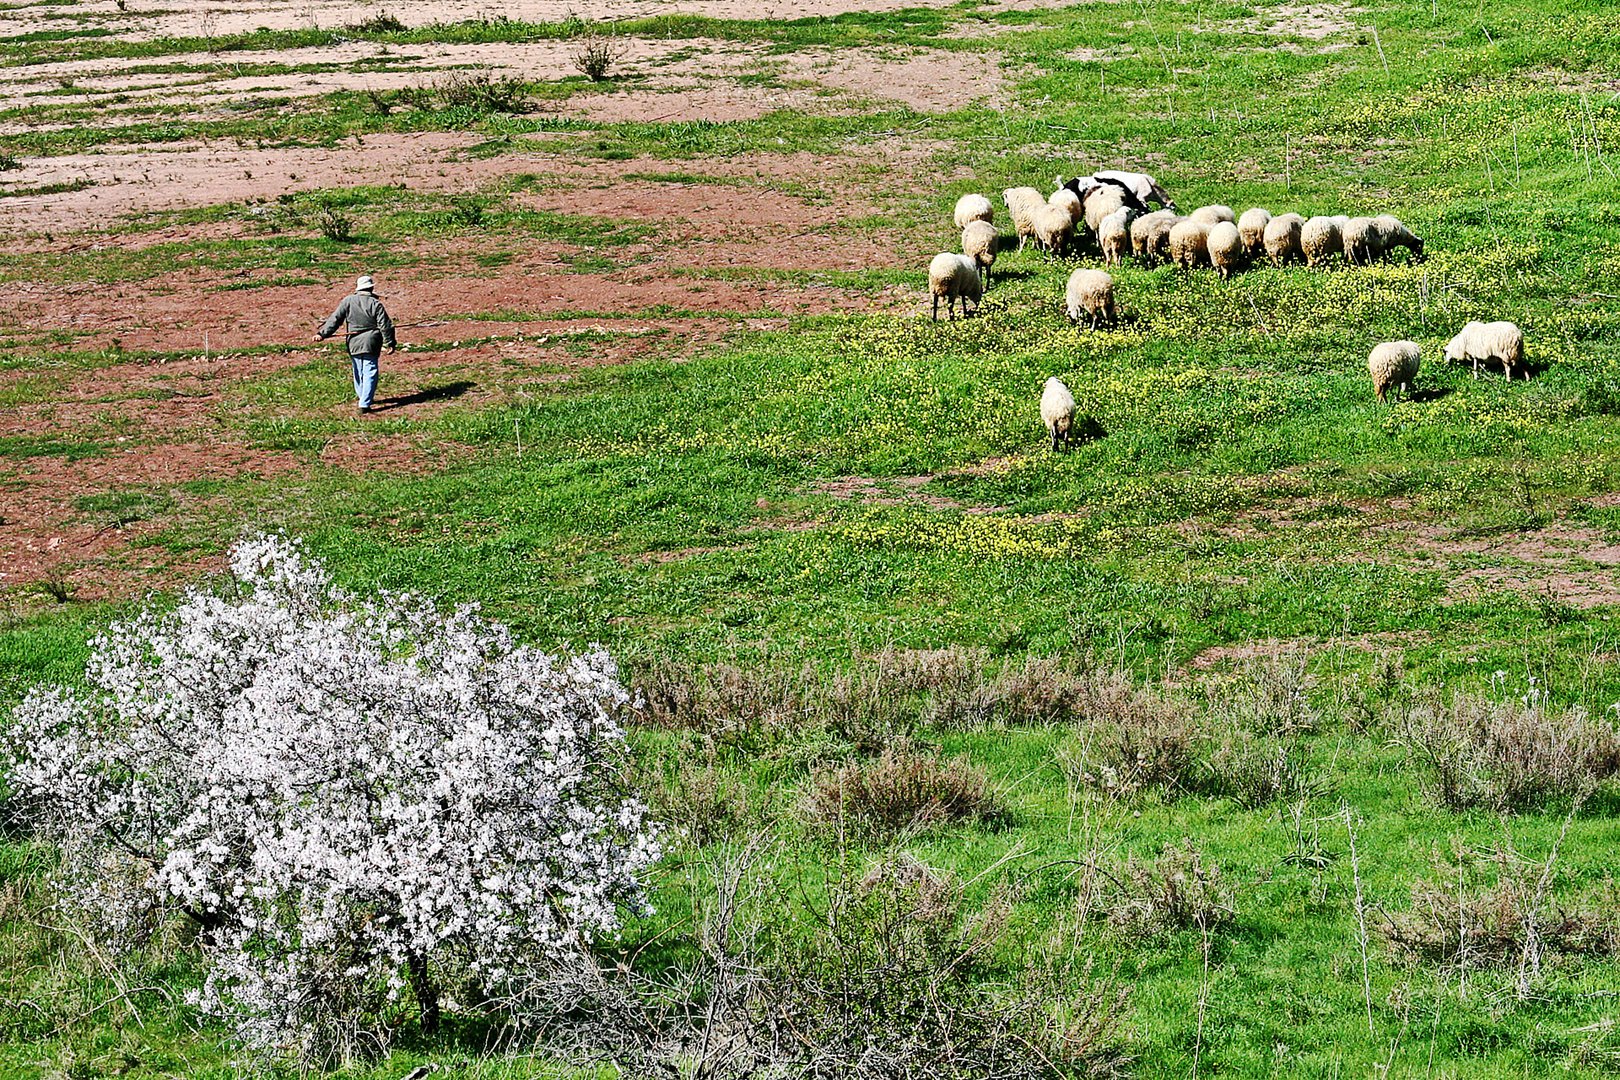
0, 0, 1082, 43
0, 83, 921, 595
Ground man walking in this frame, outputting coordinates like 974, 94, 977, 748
316, 275, 397, 413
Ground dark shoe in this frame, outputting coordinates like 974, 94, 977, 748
358, 406, 371, 414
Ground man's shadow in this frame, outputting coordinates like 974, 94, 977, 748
372, 381, 475, 412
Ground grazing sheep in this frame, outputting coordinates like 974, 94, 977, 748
1049, 186, 1085, 225
1099, 206, 1139, 267
1131, 210, 1180, 266
1189, 204, 1236, 227
1033, 203, 1077, 256
1062, 171, 1176, 210
953, 193, 994, 229
1041, 376, 1078, 452
1065, 268, 1117, 329
962, 220, 998, 287
1443, 321, 1525, 380
1003, 187, 1045, 250
1168, 218, 1211, 270
1368, 340, 1421, 403
1237, 208, 1272, 258
928, 252, 982, 321
1262, 212, 1305, 266
1340, 216, 1378, 265
1206, 221, 1245, 279
1301, 215, 1349, 268
1083, 184, 1127, 232
1372, 214, 1425, 263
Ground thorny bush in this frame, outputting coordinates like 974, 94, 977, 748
519, 849, 1132, 1079
802, 743, 1006, 838
1382, 838, 1620, 980
3, 535, 659, 1067
1397, 683, 1620, 811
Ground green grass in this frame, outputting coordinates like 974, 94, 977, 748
4, 0, 1620, 1075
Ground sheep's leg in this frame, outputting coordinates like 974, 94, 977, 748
1051, 428, 1060, 453
932, 293, 939, 321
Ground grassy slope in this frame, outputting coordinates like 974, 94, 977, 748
5, 0, 1620, 1075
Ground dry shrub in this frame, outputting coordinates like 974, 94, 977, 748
802, 745, 1005, 838
763, 855, 1132, 1079
571, 31, 626, 82
1204, 735, 1328, 808
431, 69, 531, 113
632, 649, 1136, 759
1398, 689, 1620, 811
635, 657, 809, 754
513, 847, 1131, 1079
1082, 683, 1211, 803
1383, 840, 1620, 977
1203, 650, 1320, 735
1102, 840, 1236, 938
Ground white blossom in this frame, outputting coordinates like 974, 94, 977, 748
4, 533, 659, 1064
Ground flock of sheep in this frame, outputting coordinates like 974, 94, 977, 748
925, 171, 1528, 450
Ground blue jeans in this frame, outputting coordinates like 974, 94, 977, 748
351, 351, 379, 409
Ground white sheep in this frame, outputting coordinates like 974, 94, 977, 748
962, 220, 998, 287
953, 193, 994, 229
1301, 215, 1348, 268
1049, 187, 1085, 225
1207, 221, 1245, 279
1131, 210, 1180, 266
1083, 185, 1127, 232
1443, 321, 1525, 380
1262, 212, 1305, 266
1065, 268, 1116, 329
1371, 214, 1424, 263
1344, 216, 1421, 265
1099, 206, 1139, 267
1033, 203, 1077, 256
1168, 218, 1211, 270
1003, 187, 1045, 251
1368, 340, 1421, 403
928, 252, 982, 321
1237, 208, 1272, 258
1340, 217, 1378, 265
1189, 204, 1236, 227
1041, 376, 1078, 452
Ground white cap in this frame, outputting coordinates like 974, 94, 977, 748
355, 275, 374, 292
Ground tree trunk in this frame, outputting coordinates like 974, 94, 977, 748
407, 952, 440, 1034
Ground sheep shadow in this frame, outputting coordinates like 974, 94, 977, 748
373, 381, 476, 412
1406, 387, 1452, 403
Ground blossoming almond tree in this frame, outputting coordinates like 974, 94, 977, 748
4, 534, 660, 1065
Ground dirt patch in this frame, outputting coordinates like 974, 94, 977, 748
777, 48, 1011, 112
1218, 2, 1354, 48
1185, 630, 1430, 670
0, 0, 1089, 43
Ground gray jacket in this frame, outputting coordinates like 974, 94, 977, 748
319, 291, 396, 357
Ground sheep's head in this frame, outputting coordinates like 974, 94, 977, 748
1409, 236, 1426, 262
